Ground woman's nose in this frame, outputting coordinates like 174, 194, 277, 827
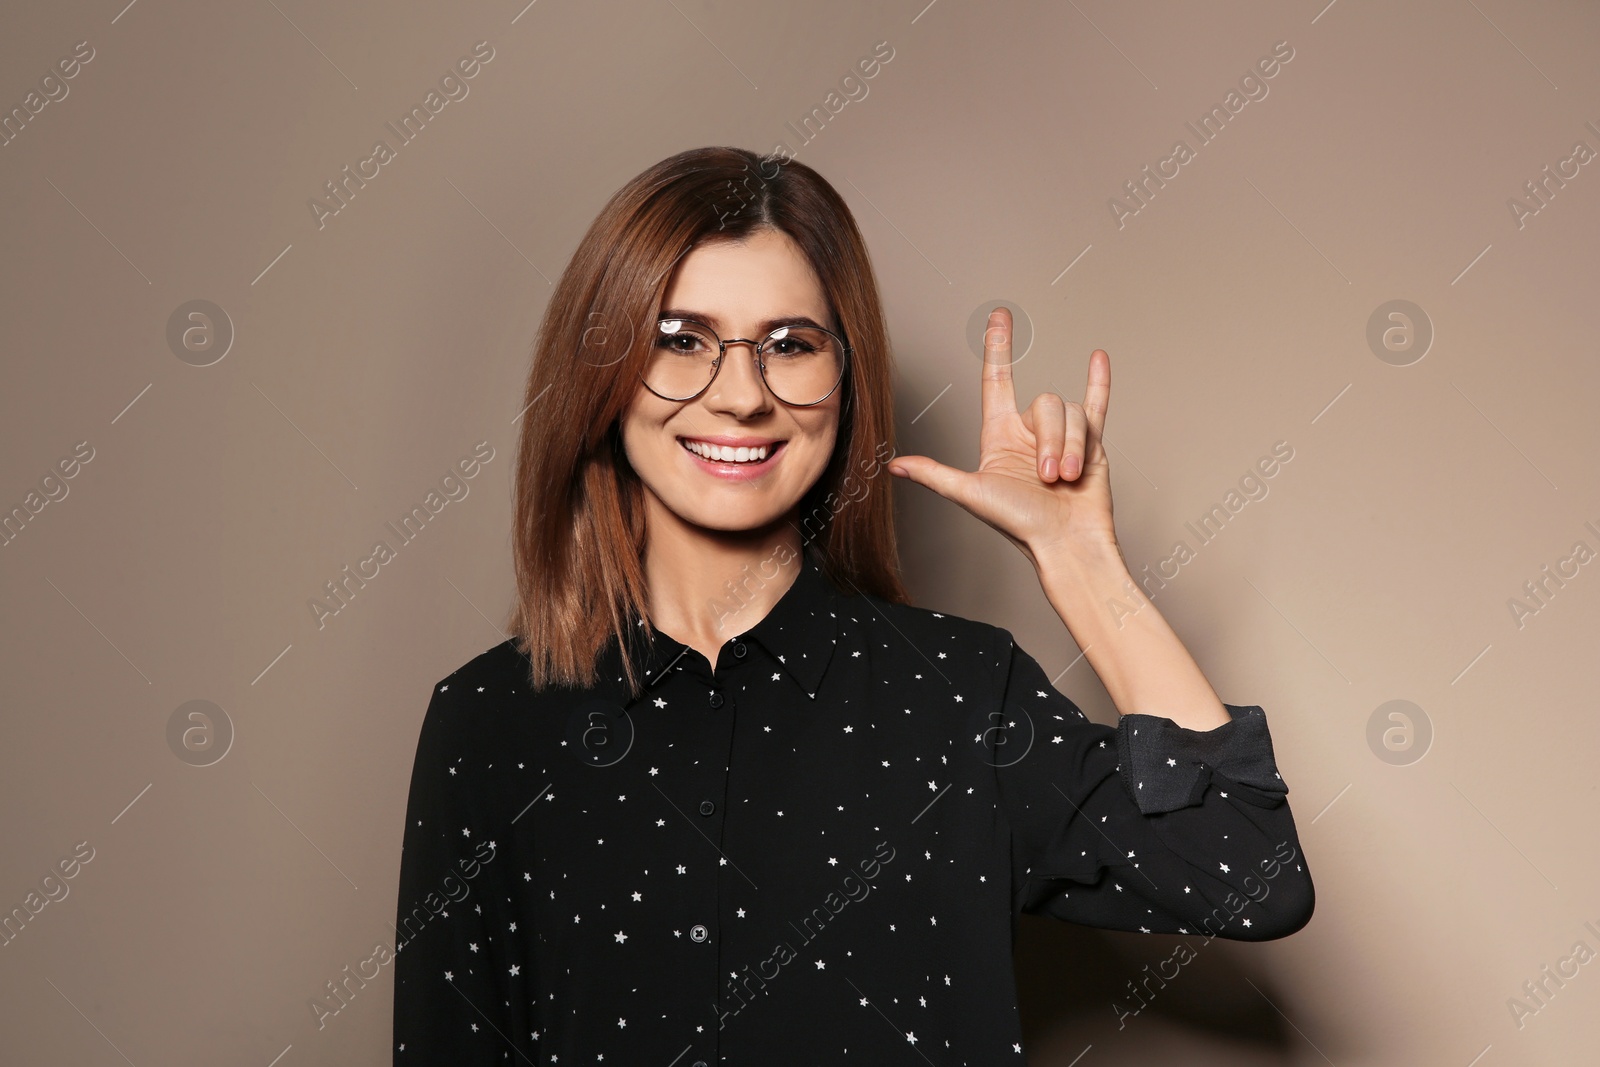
704, 341, 772, 412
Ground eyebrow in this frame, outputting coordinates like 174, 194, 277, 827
657, 308, 835, 336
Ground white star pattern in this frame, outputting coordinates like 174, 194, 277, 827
394, 553, 1310, 1059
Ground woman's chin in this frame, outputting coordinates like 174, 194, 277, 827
672, 503, 797, 537
696, 513, 791, 536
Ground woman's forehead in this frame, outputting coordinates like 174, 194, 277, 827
664, 230, 828, 313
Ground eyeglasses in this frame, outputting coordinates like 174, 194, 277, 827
640, 317, 850, 407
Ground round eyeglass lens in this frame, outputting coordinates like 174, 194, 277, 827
644, 320, 720, 400
755, 325, 844, 405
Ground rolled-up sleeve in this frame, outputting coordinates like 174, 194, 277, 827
1115, 703, 1288, 815
988, 631, 1314, 941
392, 678, 525, 1062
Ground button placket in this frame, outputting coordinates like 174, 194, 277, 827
706, 666, 738, 1025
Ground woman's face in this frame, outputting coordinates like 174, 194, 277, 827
619, 226, 843, 538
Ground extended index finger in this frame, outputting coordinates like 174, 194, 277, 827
981, 307, 1018, 422
1083, 348, 1110, 442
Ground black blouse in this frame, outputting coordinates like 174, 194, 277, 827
391, 547, 1313, 1064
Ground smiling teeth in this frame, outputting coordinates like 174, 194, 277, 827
683, 440, 771, 463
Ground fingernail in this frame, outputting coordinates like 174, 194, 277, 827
1041, 456, 1057, 480
1063, 456, 1080, 478
888, 463, 906, 477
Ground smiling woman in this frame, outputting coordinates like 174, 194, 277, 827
501, 147, 902, 689
392, 146, 1314, 1066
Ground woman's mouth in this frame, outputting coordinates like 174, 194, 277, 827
678, 437, 786, 479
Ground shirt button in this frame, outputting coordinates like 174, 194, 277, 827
690, 924, 709, 942
708, 690, 724, 709
733, 641, 747, 658
699, 800, 715, 816
693, 1062, 708, 1067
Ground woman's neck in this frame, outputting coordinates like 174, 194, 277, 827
641, 496, 805, 668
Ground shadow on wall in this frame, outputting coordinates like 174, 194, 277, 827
1015, 915, 1300, 1065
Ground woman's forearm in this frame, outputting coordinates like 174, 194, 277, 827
1032, 540, 1231, 731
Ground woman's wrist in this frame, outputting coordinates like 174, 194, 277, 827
1028, 533, 1126, 587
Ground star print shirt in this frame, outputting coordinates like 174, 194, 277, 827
391, 547, 1314, 1064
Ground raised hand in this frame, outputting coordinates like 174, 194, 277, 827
887, 307, 1116, 564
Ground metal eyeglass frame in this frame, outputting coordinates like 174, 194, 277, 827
639, 316, 852, 407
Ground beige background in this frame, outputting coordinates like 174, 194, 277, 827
2, 0, 1597, 1063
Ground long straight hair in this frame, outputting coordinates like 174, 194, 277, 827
505, 146, 907, 697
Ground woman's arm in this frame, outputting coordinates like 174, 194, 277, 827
888, 305, 1228, 730
894, 305, 1313, 940
392, 676, 524, 1064
1032, 540, 1230, 730
989, 633, 1313, 942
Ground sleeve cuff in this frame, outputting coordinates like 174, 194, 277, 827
1114, 703, 1289, 815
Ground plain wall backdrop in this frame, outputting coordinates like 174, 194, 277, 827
2, 1, 1597, 1064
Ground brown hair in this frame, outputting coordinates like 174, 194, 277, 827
504, 146, 907, 697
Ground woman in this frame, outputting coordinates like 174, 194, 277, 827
391, 146, 1313, 1064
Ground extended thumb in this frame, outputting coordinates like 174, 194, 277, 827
887, 454, 970, 504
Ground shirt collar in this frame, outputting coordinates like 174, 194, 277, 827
596, 545, 841, 707
738, 545, 841, 697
